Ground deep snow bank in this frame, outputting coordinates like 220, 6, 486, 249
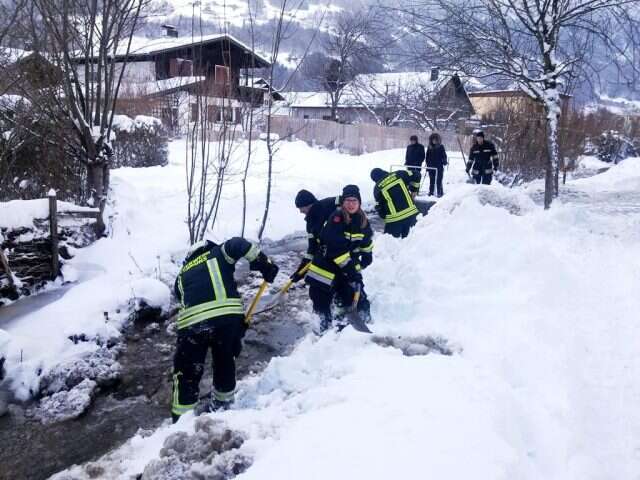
56, 167, 640, 479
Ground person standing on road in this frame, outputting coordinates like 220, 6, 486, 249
171, 238, 279, 422
425, 132, 448, 197
405, 135, 425, 195
466, 131, 499, 185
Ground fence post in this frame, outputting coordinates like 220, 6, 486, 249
0, 248, 14, 288
48, 189, 59, 279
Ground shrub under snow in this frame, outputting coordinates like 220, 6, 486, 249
112, 115, 169, 168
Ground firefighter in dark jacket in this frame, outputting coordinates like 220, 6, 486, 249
425, 132, 448, 197
466, 131, 499, 185
404, 135, 425, 195
172, 238, 279, 422
291, 189, 341, 282
305, 185, 373, 332
370, 168, 420, 239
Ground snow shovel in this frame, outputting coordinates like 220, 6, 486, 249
245, 280, 269, 326
457, 136, 475, 184
345, 284, 372, 334
253, 262, 311, 315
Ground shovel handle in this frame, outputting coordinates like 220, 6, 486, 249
245, 281, 269, 326
282, 262, 312, 294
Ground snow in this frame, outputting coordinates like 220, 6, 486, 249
577, 155, 610, 171
30, 378, 96, 424
0, 198, 97, 230
0, 140, 407, 401
51, 148, 640, 479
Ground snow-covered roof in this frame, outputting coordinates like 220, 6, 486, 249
584, 94, 640, 117
286, 71, 468, 109
0, 48, 32, 65
0, 94, 30, 110
75, 33, 270, 67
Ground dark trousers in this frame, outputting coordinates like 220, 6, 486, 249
473, 173, 492, 185
428, 166, 444, 196
171, 316, 242, 421
308, 279, 370, 332
384, 215, 417, 239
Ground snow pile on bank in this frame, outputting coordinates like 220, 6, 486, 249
572, 157, 640, 190
57, 165, 640, 479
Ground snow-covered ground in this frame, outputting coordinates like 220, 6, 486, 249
1, 139, 419, 401
46, 147, 640, 479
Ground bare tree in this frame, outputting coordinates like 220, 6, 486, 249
305, 10, 381, 122
21, 0, 148, 231
395, 0, 638, 209
256, 0, 321, 240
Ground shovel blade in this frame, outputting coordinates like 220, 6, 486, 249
253, 291, 286, 315
345, 310, 372, 333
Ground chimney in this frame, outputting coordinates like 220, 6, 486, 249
430, 67, 439, 81
162, 24, 178, 38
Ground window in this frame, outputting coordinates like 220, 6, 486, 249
169, 58, 193, 77
215, 65, 230, 85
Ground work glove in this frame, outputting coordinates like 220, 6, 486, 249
261, 260, 279, 283
250, 252, 279, 283
290, 258, 311, 282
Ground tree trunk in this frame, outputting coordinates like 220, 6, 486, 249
87, 162, 106, 234
543, 100, 560, 210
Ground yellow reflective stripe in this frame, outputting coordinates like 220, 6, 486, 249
177, 305, 245, 329
244, 243, 260, 262
308, 263, 335, 281
360, 242, 374, 253
350, 233, 364, 240
206, 258, 226, 301
385, 206, 419, 223
178, 298, 243, 322
333, 252, 351, 267
172, 373, 197, 416
213, 388, 235, 402
382, 185, 398, 215
378, 172, 399, 189
220, 244, 235, 264
355, 264, 362, 272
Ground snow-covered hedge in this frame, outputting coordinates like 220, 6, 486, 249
112, 115, 169, 168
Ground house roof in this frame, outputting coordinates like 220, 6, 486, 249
468, 89, 572, 99
75, 33, 270, 68
286, 71, 473, 109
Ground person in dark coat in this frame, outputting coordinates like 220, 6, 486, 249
370, 168, 419, 238
404, 135, 425, 195
291, 190, 341, 282
425, 132, 448, 197
466, 131, 499, 185
305, 185, 373, 332
172, 238, 279, 422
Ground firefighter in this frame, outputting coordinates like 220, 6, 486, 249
466, 131, 499, 185
405, 135, 425, 195
172, 238, 279, 422
370, 168, 420, 239
291, 189, 341, 282
305, 185, 373, 332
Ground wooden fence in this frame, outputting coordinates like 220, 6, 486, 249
268, 116, 471, 155
0, 191, 99, 300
